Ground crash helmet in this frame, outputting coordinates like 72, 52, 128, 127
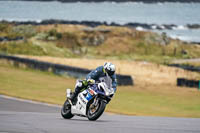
103, 62, 116, 76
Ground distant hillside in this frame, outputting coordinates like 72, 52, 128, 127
4, 0, 200, 3
1, 22, 200, 64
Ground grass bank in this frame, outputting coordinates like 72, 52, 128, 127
1, 23, 200, 64
1, 61, 200, 118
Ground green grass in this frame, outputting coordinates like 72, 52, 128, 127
0, 61, 76, 104
1, 61, 200, 118
0, 41, 46, 55
108, 87, 200, 117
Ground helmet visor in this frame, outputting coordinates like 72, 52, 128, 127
107, 70, 115, 76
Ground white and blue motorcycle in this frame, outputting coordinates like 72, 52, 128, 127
61, 81, 114, 121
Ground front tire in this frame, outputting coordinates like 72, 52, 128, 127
87, 100, 106, 121
61, 99, 74, 119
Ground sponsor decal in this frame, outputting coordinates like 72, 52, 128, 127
86, 93, 92, 101
79, 95, 87, 105
89, 89, 94, 95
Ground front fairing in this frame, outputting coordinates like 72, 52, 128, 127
88, 84, 112, 103
88, 84, 106, 96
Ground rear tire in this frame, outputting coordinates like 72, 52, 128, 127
61, 99, 74, 119
87, 100, 106, 121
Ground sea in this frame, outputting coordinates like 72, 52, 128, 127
0, 1, 200, 42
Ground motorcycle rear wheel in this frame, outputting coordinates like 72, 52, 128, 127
61, 99, 74, 119
87, 100, 106, 121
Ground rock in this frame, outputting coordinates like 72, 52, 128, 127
187, 24, 200, 29
47, 36, 57, 41
161, 32, 170, 45
125, 23, 152, 30
35, 33, 48, 40
82, 27, 96, 33
82, 27, 111, 33
181, 49, 188, 55
82, 27, 107, 46
2, 20, 188, 32
144, 32, 170, 45
83, 34, 105, 46
162, 24, 176, 30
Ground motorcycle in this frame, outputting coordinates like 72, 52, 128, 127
61, 81, 114, 121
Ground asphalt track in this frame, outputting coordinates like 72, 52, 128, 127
0, 95, 200, 133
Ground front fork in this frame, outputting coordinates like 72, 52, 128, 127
91, 96, 99, 107
68, 99, 73, 106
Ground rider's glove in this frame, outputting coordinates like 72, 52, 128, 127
87, 79, 95, 85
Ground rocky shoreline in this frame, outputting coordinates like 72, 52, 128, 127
1, 19, 200, 31
5, 0, 200, 3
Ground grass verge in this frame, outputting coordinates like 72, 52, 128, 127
0, 61, 200, 118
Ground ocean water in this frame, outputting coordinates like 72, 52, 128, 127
0, 1, 200, 42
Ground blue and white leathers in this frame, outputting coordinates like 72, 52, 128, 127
86, 66, 117, 92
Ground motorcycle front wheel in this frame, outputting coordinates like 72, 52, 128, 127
61, 99, 74, 119
87, 100, 106, 121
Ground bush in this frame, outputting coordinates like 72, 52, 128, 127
35, 33, 48, 40
0, 23, 9, 32
12, 25, 37, 38
0, 41, 45, 55
47, 29, 62, 40
56, 32, 80, 48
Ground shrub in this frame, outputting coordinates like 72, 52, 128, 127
12, 25, 37, 38
56, 32, 80, 48
47, 29, 62, 40
0, 41, 45, 55
0, 23, 8, 32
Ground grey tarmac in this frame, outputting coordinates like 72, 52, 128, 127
0, 95, 200, 133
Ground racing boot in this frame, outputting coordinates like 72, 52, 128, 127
69, 80, 84, 103
69, 91, 78, 102
69, 86, 81, 103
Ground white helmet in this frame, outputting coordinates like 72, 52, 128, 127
103, 62, 116, 76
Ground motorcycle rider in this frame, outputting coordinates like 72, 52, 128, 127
69, 62, 117, 101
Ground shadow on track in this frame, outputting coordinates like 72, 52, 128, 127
59, 118, 111, 123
